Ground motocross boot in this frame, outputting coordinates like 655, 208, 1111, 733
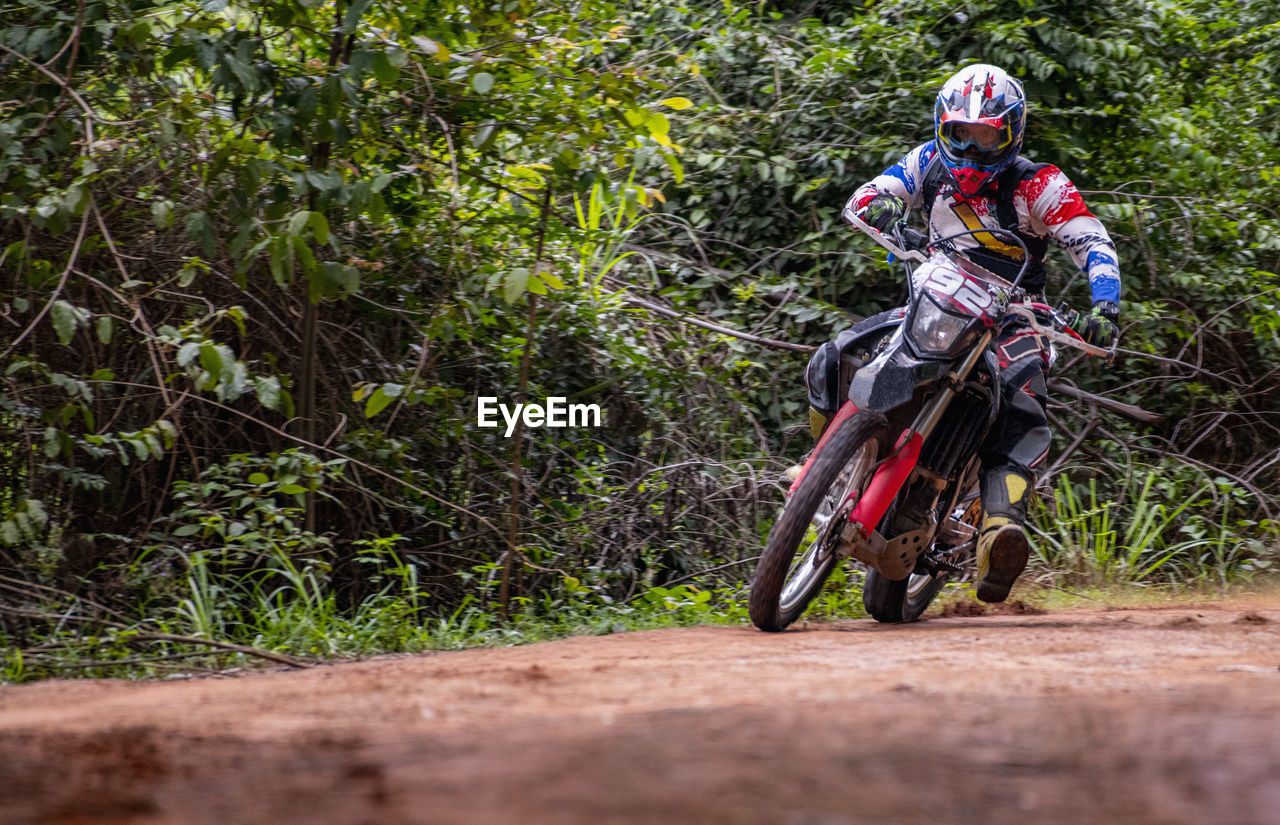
974, 465, 1034, 603
784, 407, 832, 483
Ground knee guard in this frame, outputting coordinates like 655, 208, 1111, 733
809, 406, 832, 440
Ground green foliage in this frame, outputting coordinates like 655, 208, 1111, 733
1031, 467, 1278, 587
2, 0, 1279, 678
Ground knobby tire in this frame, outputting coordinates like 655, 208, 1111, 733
750, 410, 889, 632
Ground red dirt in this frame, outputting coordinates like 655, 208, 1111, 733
3, 599, 1280, 825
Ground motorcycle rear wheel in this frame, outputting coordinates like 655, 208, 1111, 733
863, 568, 949, 623
750, 410, 889, 632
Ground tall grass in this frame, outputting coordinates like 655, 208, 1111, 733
1029, 468, 1277, 588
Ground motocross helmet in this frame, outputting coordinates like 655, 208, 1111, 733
934, 64, 1026, 198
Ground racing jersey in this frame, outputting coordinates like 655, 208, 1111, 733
842, 141, 1121, 304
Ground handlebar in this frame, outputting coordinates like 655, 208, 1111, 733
849, 207, 1117, 363
846, 212, 929, 264
849, 207, 1031, 290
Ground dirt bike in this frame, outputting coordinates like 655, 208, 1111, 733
749, 212, 1117, 630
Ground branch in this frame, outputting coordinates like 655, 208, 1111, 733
0, 211, 90, 362
0, 41, 97, 150
621, 291, 1166, 424
1047, 380, 1163, 424
127, 632, 313, 668
621, 293, 817, 353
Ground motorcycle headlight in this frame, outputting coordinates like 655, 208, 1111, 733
908, 293, 977, 356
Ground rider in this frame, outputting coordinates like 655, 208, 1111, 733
803, 64, 1121, 604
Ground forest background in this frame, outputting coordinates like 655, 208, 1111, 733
2, 0, 1278, 680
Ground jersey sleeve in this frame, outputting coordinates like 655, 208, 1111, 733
842, 142, 938, 224
1020, 166, 1122, 304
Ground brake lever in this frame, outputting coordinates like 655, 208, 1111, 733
1006, 304, 1117, 363
848, 213, 929, 264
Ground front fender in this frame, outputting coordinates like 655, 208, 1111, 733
847, 331, 951, 412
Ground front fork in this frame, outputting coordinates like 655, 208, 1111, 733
838, 331, 993, 578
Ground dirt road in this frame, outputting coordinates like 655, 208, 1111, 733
3, 599, 1280, 825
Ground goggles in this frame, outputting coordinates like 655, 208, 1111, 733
939, 120, 1012, 154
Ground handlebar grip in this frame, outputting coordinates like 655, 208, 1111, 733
899, 227, 928, 252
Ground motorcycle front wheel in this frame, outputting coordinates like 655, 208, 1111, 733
750, 409, 889, 632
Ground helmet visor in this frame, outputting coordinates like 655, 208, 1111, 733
939, 120, 1013, 162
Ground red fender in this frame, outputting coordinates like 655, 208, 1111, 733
846, 429, 922, 534
787, 401, 860, 496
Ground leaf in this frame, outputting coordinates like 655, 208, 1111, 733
256, 376, 281, 410
152, 200, 173, 229
51, 300, 78, 344
504, 267, 530, 303
664, 153, 685, 184
373, 52, 399, 84
24, 501, 46, 528
248, 472, 271, 485
304, 170, 341, 192
411, 35, 440, 55
51, 373, 82, 397
386, 46, 408, 67
223, 361, 248, 401
96, 316, 113, 344
341, 0, 373, 34
321, 261, 360, 296
471, 123, 497, 150
131, 436, 151, 461
173, 524, 203, 537
308, 211, 330, 245
268, 235, 292, 285
645, 112, 670, 136
177, 342, 200, 368
156, 419, 177, 446
199, 343, 223, 384
43, 427, 62, 459
364, 386, 394, 418
185, 212, 216, 257
659, 97, 693, 110
221, 54, 258, 91
287, 210, 311, 236
472, 72, 495, 94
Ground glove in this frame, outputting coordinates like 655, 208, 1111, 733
1068, 300, 1119, 347
862, 194, 906, 232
